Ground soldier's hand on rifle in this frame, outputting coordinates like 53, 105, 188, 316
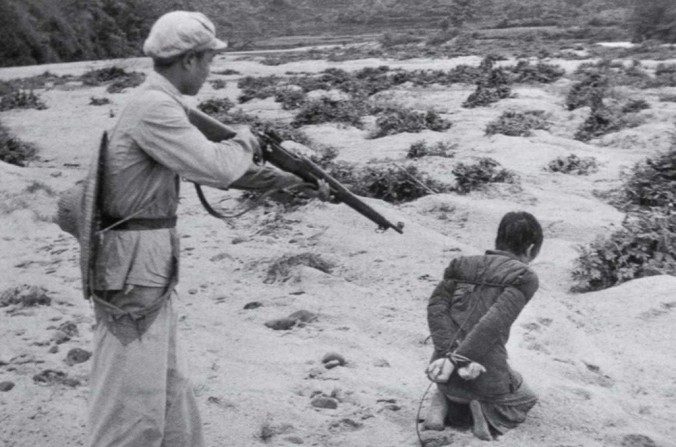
426, 358, 454, 383
233, 128, 263, 161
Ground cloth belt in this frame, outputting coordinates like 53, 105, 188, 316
101, 215, 177, 231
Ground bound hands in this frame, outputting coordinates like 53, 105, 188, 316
426, 357, 486, 383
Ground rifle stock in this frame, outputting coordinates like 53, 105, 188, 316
186, 107, 404, 234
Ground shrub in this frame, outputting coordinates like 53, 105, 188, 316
274, 88, 306, 110
462, 68, 512, 108
237, 76, 281, 103
370, 108, 451, 138
209, 79, 227, 90
106, 72, 145, 93
658, 93, 676, 102
446, 64, 483, 84
571, 212, 675, 292
621, 99, 650, 114
0, 123, 37, 166
292, 97, 366, 128
406, 140, 456, 159
89, 96, 110, 106
198, 98, 235, 116
509, 60, 565, 84
0, 90, 47, 111
574, 103, 625, 142
546, 154, 599, 175
485, 110, 550, 137
648, 63, 676, 88
351, 164, 449, 203
565, 71, 608, 110
80, 66, 128, 85
213, 69, 240, 75
452, 158, 516, 193
622, 149, 675, 210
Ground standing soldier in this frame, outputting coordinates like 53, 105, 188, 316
87, 11, 309, 447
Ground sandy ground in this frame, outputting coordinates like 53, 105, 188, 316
1, 52, 675, 447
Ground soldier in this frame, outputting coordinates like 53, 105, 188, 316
87, 11, 313, 447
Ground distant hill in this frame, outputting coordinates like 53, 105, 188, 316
0, 0, 672, 68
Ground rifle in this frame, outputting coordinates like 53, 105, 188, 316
186, 108, 404, 234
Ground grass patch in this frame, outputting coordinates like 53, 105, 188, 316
292, 97, 366, 128
621, 149, 675, 210
369, 108, 451, 138
485, 110, 550, 136
0, 122, 37, 166
0, 90, 47, 111
406, 140, 456, 159
198, 98, 235, 116
452, 158, 516, 193
546, 154, 599, 175
79, 66, 145, 93
508, 60, 565, 83
462, 67, 512, 108
89, 96, 110, 106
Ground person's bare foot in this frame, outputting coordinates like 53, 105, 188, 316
469, 400, 492, 441
423, 388, 448, 431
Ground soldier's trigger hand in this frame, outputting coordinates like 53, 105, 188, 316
233, 128, 262, 160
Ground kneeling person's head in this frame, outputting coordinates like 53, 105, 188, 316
495, 211, 543, 263
143, 11, 228, 95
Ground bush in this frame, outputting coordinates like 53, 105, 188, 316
89, 96, 110, 106
237, 76, 281, 103
565, 71, 608, 111
508, 60, 565, 84
574, 103, 625, 142
622, 149, 675, 210
571, 212, 675, 292
462, 68, 512, 108
79, 67, 145, 93
647, 63, 676, 88
0, 90, 47, 111
370, 108, 451, 138
351, 164, 449, 203
292, 97, 366, 128
274, 88, 306, 110
452, 158, 516, 193
0, 123, 37, 166
106, 72, 145, 93
621, 98, 650, 113
485, 110, 550, 137
546, 154, 599, 175
198, 98, 235, 116
406, 140, 456, 159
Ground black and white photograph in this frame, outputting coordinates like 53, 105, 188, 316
0, 1, 674, 446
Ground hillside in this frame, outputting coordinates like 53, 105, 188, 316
0, 0, 660, 67
0, 44, 675, 446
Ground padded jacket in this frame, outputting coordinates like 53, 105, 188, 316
427, 250, 539, 397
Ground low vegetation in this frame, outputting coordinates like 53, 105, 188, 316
452, 158, 516, 193
0, 90, 47, 111
572, 148, 675, 292
546, 154, 599, 175
198, 98, 235, 116
79, 67, 145, 93
369, 108, 451, 138
0, 122, 37, 166
508, 60, 565, 84
485, 110, 550, 137
406, 140, 456, 159
292, 97, 366, 128
463, 67, 512, 108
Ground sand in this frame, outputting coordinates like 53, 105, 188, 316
0, 51, 674, 447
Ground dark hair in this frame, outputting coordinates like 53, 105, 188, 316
495, 211, 543, 259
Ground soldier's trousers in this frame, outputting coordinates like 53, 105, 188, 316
88, 287, 204, 447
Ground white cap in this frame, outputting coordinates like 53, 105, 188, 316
143, 11, 228, 59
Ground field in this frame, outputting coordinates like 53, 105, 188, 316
0, 42, 675, 447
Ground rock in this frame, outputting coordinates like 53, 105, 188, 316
188, 289, 198, 295
385, 404, 401, 411
0, 381, 15, 392
33, 369, 80, 387
243, 301, 263, 310
58, 321, 79, 338
324, 360, 342, 369
64, 348, 92, 366
0, 285, 51, 308
374, 358, 390, 367
330, 418, 363, 430
311, 397, 338, 409
321, 352, 346, 367
52, 330, 71, 345
621, 434, 656, 447
265, 317, 296, 330
284, 436, 304, 444
48, 345, 59, 354
289, 310, 317, 323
